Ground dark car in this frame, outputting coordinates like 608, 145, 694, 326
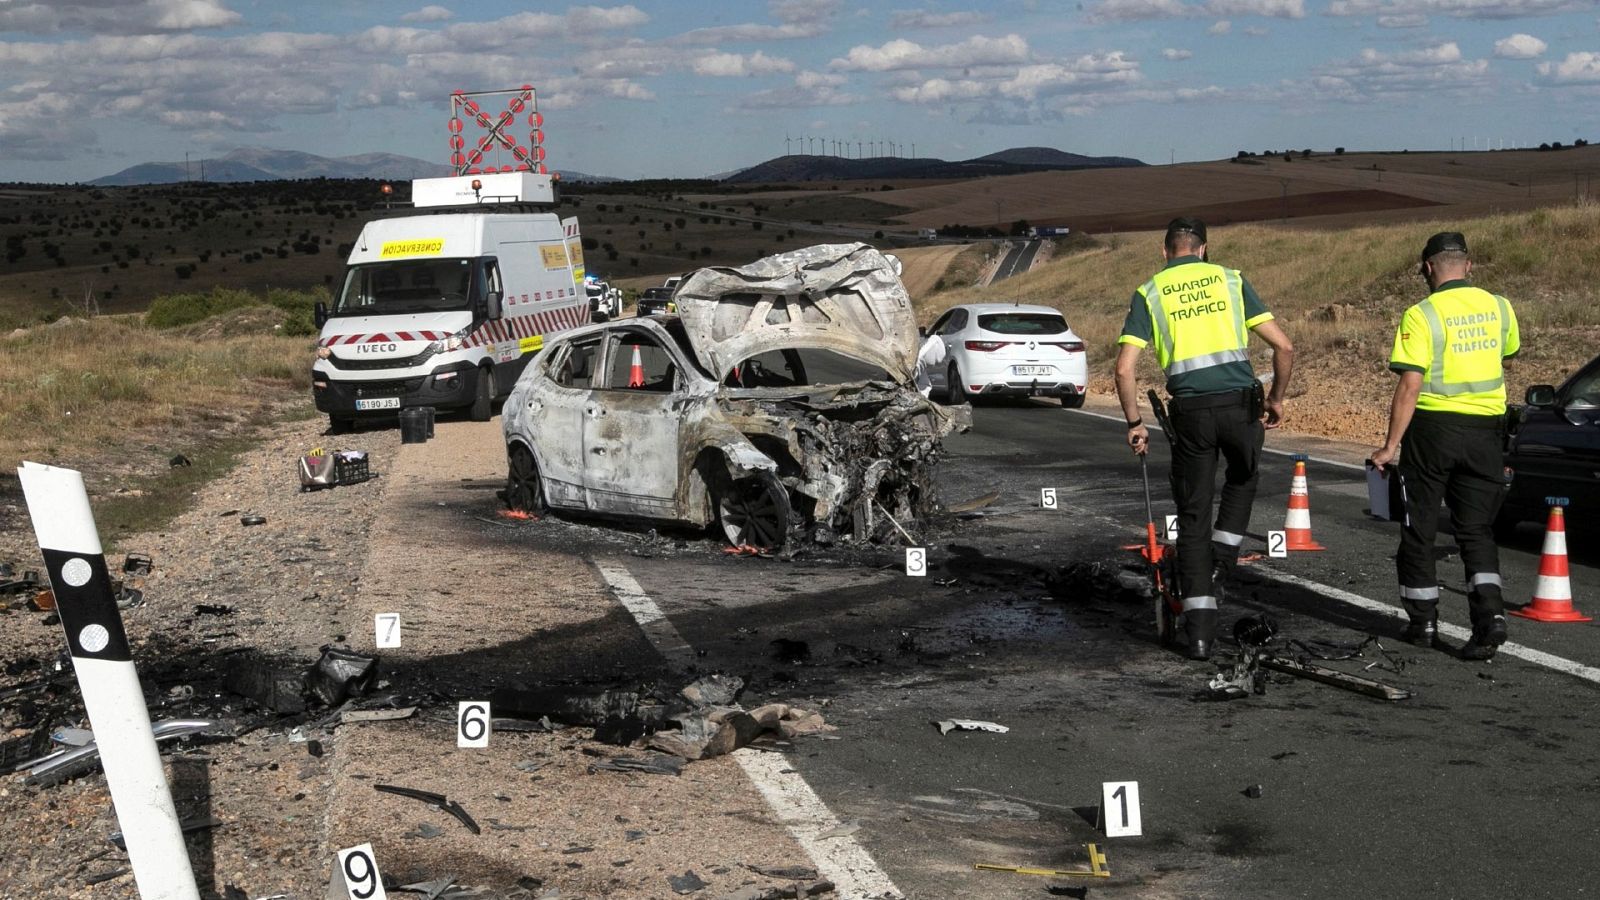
1498, 353, 1600, 535
637, 287, 676, 317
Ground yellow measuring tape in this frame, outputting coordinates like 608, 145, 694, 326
975, 843, 1110, 878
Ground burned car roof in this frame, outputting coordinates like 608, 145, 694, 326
673, 243, 918, 383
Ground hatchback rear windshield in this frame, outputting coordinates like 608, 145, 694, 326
978, 313, 1068, 335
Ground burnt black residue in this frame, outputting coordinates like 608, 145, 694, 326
1211, 821, 1283, 858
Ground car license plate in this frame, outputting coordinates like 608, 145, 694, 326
355, 397, 400, 411
1013, 365, 1053, 376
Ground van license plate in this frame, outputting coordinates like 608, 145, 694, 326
1012, 365, 1052, 376
355, 397, 400, 411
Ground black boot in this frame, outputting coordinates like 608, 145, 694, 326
1402, 613, 1438, 648
1185, 608, 1218, 661
1461, 615, 1507, 661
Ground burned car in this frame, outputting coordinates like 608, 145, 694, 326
501, 243, 969, 550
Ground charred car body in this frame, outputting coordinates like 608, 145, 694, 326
502, 244, 969, 550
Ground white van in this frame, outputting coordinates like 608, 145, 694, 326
311, 172, 588, 430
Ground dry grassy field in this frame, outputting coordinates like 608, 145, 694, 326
705, 146, 1600, 234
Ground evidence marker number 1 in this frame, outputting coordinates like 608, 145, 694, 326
1101, 781, 1143, 837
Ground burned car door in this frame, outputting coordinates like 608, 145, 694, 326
581, 327, 685, 517
532, 335, 602, 509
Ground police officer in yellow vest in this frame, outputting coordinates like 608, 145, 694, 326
1370, 232, 1520, 660
1117, 217, 1296, 660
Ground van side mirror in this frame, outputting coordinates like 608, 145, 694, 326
1526, 384, 1557, 407
314, 301, 328, 328
485, 290, 503, 320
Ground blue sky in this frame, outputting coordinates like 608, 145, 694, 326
1, 0, 1597, 183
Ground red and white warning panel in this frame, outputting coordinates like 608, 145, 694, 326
449, 85, 546, 176
412, 172, 556, 207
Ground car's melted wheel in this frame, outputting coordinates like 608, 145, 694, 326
715, 473, 790, 551
505, 444, 547, 514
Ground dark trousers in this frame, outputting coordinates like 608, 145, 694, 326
1397, 409, 1507, 626
1168, 389, 1265, 638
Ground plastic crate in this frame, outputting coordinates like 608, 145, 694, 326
335, 452, 371, 486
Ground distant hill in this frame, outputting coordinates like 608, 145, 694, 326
973, 146, 1145, 168
725, 148, 1146, 184
91, 148, 614, 185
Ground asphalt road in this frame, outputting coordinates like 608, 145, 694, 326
990, 240, 1041, 283
604, 399, 1600, 899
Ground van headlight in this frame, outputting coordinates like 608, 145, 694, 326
429, 334, 466, 353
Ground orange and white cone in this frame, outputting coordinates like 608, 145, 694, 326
1284, 459, 1325, 551
1511, 505, 1590, 622
627, 344, 645, 388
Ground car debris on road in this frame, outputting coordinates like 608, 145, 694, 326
934, 719, 1010, 735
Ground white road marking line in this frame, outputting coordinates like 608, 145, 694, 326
735, 749, 904, 900
1069, 408, 1365, 472
1259, 567, 1600, 687
593, 560, 695, 667
594, 558, 903, 900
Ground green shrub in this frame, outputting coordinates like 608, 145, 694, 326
145, 285, 329, 329
144, 287, 258, 328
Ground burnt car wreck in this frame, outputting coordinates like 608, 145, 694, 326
502, 243, 969, 550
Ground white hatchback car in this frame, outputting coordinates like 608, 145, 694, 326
920, 303, 1088, 406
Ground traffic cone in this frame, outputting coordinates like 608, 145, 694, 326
1284, 458, 1325, 551
627, 344, 645, 388
1512, 505, 1590, 622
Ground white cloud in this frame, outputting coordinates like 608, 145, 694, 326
1326, 0, 1589, 19
565, 4, 651, 31
0, 0, 241, 35
770, 0, 842, 24
0, 6, 661, 168
886, 51, 1141, 104
400, 5, 453, 23
1367, 41, 1463, 64
1316, 41, 1493, 98
733, 70, 858, 108
1162, 47, 1194, 59
1377, 13, 1430, 25
1208, 19, 1233, 32
1208, 0, 1305, 18
1085, 0, 1194, 21
829, 34, 1031, 71
676, 0, 840, 43
691, 50, 797, 76
795, 70, 848, 89
1493, 32, 1548, 58
888, 9, 993, 28
1537, 51, 1600, 82
1085, 0, 1302, 21
1243, 24, 1270, 34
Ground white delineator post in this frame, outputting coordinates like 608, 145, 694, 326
18, 462, 200, 900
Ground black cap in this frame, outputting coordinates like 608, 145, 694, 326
1420, 231, 1468, 262
1166, 216, 1207, 244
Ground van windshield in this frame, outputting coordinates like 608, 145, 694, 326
334, 258, 476, 315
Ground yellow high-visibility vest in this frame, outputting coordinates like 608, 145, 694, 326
1390, 285, 1519, 416
1135, 262, 1260, 376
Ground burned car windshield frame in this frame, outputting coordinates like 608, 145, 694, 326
332, 258, 480, 315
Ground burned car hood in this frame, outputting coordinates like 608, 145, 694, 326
674, 243, 918, 382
